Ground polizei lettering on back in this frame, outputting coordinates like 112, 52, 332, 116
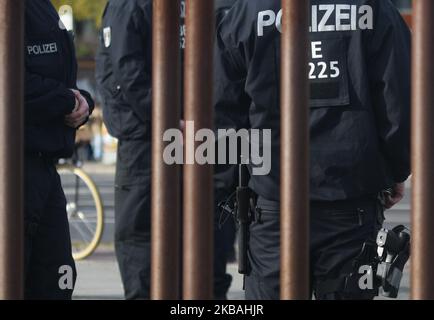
257, 4, 373, 36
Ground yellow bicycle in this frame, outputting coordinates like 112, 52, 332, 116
57, 158, 104, 260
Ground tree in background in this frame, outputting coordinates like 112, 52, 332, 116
51, 0, 107, 27
51, 0, 108, 58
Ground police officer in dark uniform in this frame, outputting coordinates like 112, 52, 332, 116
97, 0, 239, 300
25, 0, 94, 299
96, 0, 153, 300
214, 0, 411, 299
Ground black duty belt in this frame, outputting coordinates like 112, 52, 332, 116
256, 195, 379, 212
25, 152, 58, 164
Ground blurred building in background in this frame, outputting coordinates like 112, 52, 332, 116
392, 0, 412, 28
393, 0, 412, 11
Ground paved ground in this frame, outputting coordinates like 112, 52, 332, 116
73, 248, 245, 300
71, 163, 411, 300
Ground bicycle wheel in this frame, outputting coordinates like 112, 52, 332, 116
57, 164, 105, 260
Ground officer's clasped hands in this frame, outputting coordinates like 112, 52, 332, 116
384, 182, 406, 209
65, 89, 90, 128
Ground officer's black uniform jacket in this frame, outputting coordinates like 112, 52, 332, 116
215, 0, 238, 27
96, 0, 235, 141
214, 0, 411, 201
96, 0, 152, 141
25, 0, 94, 159
214, 0, 241, 197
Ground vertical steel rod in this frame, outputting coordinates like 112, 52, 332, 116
0, 0, 24, 300
183, 0, 214, 300
280, 0, 310, 300
411, 0, 434, 300
151, 0, 181, 300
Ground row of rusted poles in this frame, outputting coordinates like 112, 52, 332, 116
0, 0, 24, 300
151, 0, 215, 300
279, 0, 434, 300
151, 0, 310, 300
411, 0, 434, 300
1, 0, 433, 302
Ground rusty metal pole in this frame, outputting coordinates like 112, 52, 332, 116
151, 0, 181, 300
280, 0, 310, 300
183, 0, 214, 300
0, 0, 24, 300
411, 0, 434, 300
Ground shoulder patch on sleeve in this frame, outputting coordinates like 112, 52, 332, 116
103, 27, 111, 48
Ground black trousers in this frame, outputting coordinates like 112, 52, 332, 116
116, 139, 238, 299
24, 155, 76, 300
213, 165, 238, 300
245, 196, 384, 300
115, 139, 151, 300
214, 202, 236, 299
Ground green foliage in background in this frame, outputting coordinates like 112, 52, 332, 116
51, 0, 108, 26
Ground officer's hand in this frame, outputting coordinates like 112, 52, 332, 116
384, 182, 405, 209
65, 89, 90, 128
71, 94, 80, 114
